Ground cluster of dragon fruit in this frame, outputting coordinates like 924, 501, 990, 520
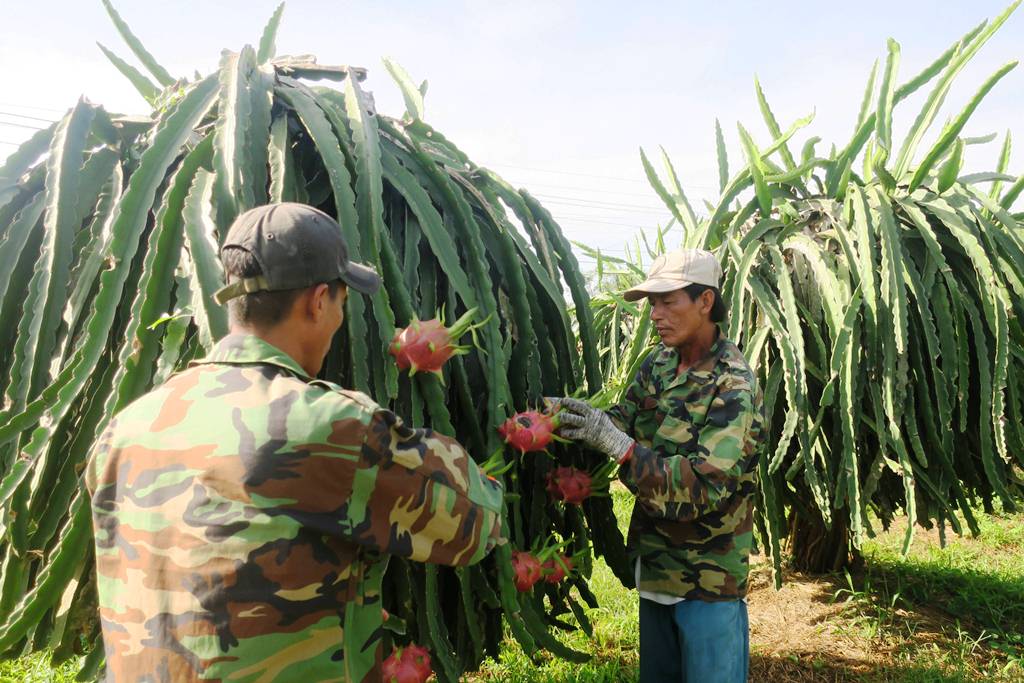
386, 311, 610, 681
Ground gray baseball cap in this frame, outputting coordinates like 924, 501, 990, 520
214, 203, 381, 305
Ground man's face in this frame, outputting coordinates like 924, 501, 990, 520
648, 288, 710, 348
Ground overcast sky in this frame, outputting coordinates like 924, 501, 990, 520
2, 1, 1021, 267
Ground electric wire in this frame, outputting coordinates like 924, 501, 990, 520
0, 120, 47, 131
0, 111, 56, 124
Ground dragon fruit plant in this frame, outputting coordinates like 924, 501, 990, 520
2, 1, 1019, 679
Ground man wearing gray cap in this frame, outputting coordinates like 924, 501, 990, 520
552, 248, 764, 682
85, 203, 504, 682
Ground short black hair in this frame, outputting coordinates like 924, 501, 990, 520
220, 247, 343, 328
682, 283, 727, 323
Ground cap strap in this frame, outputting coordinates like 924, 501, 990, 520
213, 276, 272, 305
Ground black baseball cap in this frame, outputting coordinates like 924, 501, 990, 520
214, 203, 381, 305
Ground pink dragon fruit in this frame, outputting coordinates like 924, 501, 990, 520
542, 553, 575, 584
498, 410, 561, 453
511, 550, 544, 592
382, 643, 432, 683
545, 466, 594, 505
545, 468, 564, 499
388, 307, 482, 376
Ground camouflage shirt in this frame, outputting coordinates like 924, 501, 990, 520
609, 333, 764, 601
85, 334, 504, 682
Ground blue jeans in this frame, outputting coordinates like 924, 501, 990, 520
639, 598, 749, 682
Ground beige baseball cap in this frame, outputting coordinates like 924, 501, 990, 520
622, 248, 723, 302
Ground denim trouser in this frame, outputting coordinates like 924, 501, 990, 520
639, 597, 749, 683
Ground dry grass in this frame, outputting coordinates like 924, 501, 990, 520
744, 561, 987, 682
743, 506, 1024, 682
747, 561, 886, 680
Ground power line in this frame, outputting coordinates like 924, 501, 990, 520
499, 192, 675, 216
487, 162, 652, 185
556, 218, 667, 232
542, 203, 667, 217
556, 211, 677, 222
532, 192, 669, 211
574, 251, 632, 258
497, 178, 664, 200
576, 250, 631, 255
0, 102, 66, 114
0, 115, 707, 208
0, 113, 701, 195
0, 111, 56, 124
488, 161, 719, 191
0, 120, 46, 131
534, 197, 671, 214
552, 216, 651, 228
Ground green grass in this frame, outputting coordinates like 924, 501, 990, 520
0, 650, 79, 683
861, 508, 1024, 637
469, 486, 639, 681
839, 507, 1024, 682
5, 493, 1024, 681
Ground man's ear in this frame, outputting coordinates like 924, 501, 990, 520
701, 289, 715, 315
307, 283, 332, 322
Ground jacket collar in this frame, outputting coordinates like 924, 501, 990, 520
191, 334, 311, 380
654, 329, 727, 391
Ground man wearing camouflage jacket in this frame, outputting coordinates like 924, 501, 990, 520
554, 248, 764, 682
85, 203, 505, 682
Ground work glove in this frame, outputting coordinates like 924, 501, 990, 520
546, 397, 634, 461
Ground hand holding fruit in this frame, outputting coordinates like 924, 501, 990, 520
545, 397, 634, 461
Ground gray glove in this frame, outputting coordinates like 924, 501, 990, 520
547, 397, 634, 460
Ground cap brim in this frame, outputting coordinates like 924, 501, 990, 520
341, 261, 382, 295
622, 278, 692, 302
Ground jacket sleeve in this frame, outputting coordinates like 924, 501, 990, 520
288, 404, 506, 567
346, 408, 506, 565
619, 371, 760, 521
84, 419, 116, 497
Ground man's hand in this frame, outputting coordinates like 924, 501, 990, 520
546, 397, 634, 461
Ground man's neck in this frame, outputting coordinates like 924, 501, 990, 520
674, 324, 719, 371
230, 323, 317, 377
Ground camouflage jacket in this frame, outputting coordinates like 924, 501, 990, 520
609, 333, 764, 601
85, 334, 505, 682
